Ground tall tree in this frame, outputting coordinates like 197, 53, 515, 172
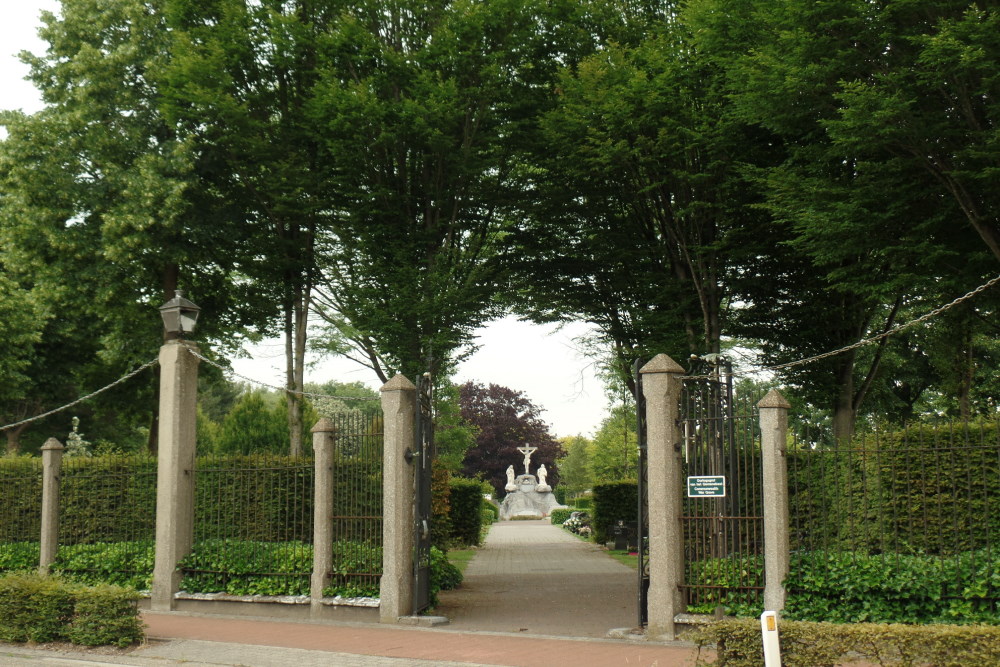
458, 381, 563, 498
707, 0, 1000, 439
162, 0, 336, 454
514, 5, 773, 393
308, 0, 591, 382
0, 0, 268, 451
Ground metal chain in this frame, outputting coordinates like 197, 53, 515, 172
685, 273, 1000, 379
187, 347, 380, 401
0, 358, 160, 433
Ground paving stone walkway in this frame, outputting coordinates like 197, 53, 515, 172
435, 519, 640, 637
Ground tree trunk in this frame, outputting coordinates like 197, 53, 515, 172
5, 424, 26, 455
832, 355, 857, 446
285, 299, 302, 457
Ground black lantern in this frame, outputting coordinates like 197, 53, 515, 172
159, 290, 201, 337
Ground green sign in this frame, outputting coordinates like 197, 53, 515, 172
687, 475, 726, 498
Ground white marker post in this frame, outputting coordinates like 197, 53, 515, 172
761, 611, 781, 666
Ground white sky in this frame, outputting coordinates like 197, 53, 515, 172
1, 0, 610, 438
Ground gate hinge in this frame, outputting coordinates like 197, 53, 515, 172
404, 448, 419, 464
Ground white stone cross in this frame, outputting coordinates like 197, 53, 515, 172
516, 445, 538, 475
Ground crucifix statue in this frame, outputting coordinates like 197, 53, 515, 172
516, 445, 538, 475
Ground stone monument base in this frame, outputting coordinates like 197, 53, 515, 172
500, 474, 566, 520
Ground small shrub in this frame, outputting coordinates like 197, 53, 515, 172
67, 584, 144, 647
550, 508, 575, 525
0, 572, 75, 643
429, 545, 462, 607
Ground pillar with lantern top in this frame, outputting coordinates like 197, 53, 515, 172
151, 291, 201, 611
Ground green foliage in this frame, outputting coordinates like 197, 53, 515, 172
589, 406, 639, 483
53, 542, 155, 591
0, 572, 74, 643
591, 481, 637, 544
690, 618, 1000, 667
0, 573, 143, 647
0, 542, 41, 573
556, 435, 593, 498
448, 477, 487, 547
429, 545, 463, 607
786, 550, 1000, 625
0, 454, 380, 548
788, 420, 1000, 556
574, 497, 592, 510
215, 392, 289, 454
549, 508, 575, 525
179, 539, 381, 598
66, 584, 144, 648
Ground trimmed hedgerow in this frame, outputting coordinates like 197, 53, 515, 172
689, 618, 1000, 667
592, 481, 637, 543
0, 573, 143, 647
67, 583, 144, 647
449, 477, 487, 546
0, 572, 75, 643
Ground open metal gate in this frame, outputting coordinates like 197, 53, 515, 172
412, 373, 434, 614
679, 358, 764, 615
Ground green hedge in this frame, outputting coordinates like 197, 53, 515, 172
689, 618, 1000, 667
549, 508, 575, 525
592, 481, 637, 543
0, 454, 382, 545
0, 573, 143, 647
787, 420, 1000, 556
448, 477, 486, 547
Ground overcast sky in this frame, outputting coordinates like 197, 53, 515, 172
1, 0, 610, 438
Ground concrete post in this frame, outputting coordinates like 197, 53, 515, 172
311, 418, 337, 617
641, 354, 687, 641
379, 374, 416, 623
151, 339, 200, 611
759, 389, 791, 613
39, 437, 65, 574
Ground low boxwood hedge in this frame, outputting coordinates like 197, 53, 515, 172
0, 573, 143, 647
689, 618, 1000, 667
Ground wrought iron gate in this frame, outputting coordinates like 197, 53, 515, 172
412, 373, 434, 614
680, 358, 764, 615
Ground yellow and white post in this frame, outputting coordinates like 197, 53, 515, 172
761, 610, 781, 666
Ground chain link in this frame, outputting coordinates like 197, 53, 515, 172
759, 274, 1000, 374
680, 274, 1000, 380
0, 358, 160, 433
187, 347, 380, 401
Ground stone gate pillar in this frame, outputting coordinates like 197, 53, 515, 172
311, 418, 337, 617
151, 339, 200, 611
641, 354, 686, 641
759, 389, 791, 612
39, 437, 65, 574
379, 374, 416, 623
